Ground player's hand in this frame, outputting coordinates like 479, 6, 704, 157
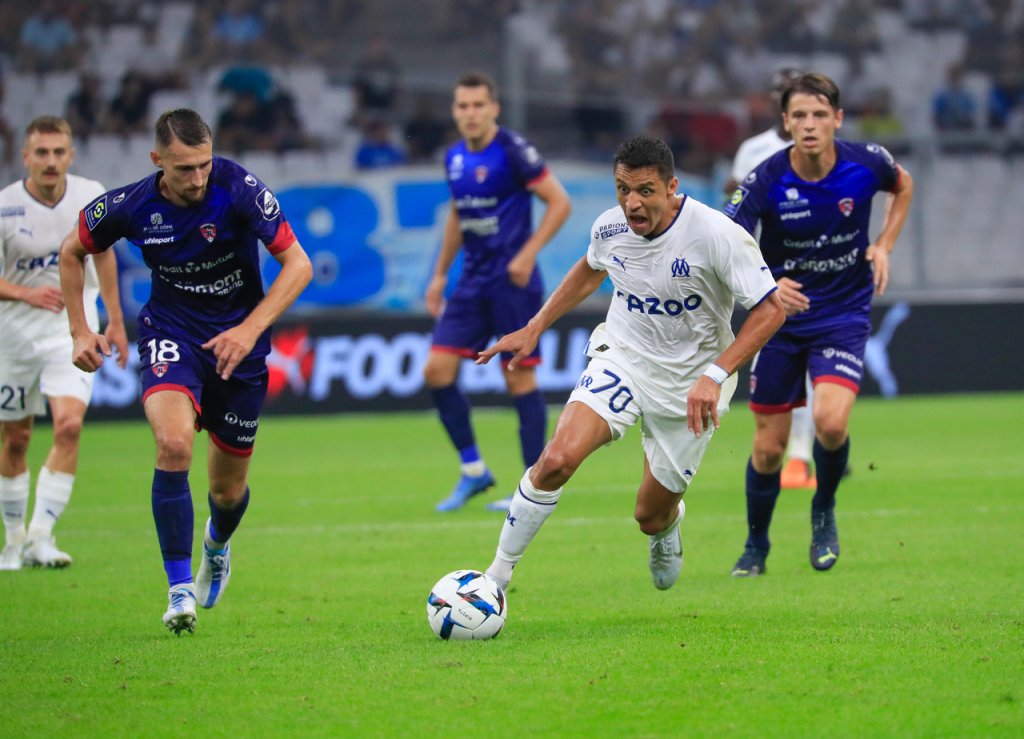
425, 275, 447, 317
866, 244, 890, 296
71, 331, 112, 373
507, 252, 536, 288
776, 276, 810, 316
23, 285, 64, 313
476, 326, 538, 370
202, 325, 259, 380
686, 376, 722, 437
103, 319, 130, 369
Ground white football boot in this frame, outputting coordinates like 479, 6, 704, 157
648, 501, 684, 590
163, 583, 197, 634
22, 536, 73, 568
0, 543, 23, 570
196, 520, 231, 608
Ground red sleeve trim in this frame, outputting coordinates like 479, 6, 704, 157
78, 211, 101, 254
266, 220, 297, 255
526, 167, 550, 189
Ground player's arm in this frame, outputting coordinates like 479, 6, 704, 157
687, 290, 786, 436
507, 173, 572, 288
201, 240, 313, 380
478, 255, 606, 370
425, 201, 463, 317
58, 227, 111, 372
93, 248, 129, 369
0, 242, 64, 311
866, 164, 914, 296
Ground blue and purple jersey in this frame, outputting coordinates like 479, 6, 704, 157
78, 156, 296, 358
725, 139, 900, 332
444, 127, 548, 293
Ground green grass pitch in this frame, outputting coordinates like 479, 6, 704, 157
1, 393, 1021, 737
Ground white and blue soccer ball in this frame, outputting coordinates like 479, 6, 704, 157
427, 569, 507, 640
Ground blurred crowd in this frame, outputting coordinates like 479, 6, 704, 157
1, 0, 1023, 173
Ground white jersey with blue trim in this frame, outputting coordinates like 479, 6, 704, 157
586, 194, 777, 411
0, 174, 105, 356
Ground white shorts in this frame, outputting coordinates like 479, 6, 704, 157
0, 347, 94, 421
567, 332, 737, 493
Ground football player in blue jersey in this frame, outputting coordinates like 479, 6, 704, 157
58, 109, 313, 633
724, 73, 914, 577
424, 72, 571, 513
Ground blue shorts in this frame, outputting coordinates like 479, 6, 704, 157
138, 323, 268, 457
432, 284, 542, 367
749, 322, 869, 414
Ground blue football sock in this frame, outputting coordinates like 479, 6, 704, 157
513, 389, 547, 468
431, 384, 477, 458
208, 487, 250, 546
745, 458, 781, 550
812, 437, 850, 513
152, 469, 193, 587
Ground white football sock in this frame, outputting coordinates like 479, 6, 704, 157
485, 469, 561, 588
28, 467, 74, 539
461, 460, 487, 477
788, 406, 815, 463
0, 471, 30, 546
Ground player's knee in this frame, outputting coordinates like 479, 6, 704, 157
422, 361, 454, 389
751, 442, 785, 473
816, 426, 848, 450
52, 416, 84, 449
0, 426, 32, 460
209, 481, 246, 507
533, 444, 582, 488
634, 504, 668, 536
153, 433, 193, 469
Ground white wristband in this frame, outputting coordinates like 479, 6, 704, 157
703, 363, 729, 385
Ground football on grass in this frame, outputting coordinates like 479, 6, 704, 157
427, 569, 507, 640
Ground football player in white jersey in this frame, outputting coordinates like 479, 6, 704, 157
724, 69, 819, 490
476, 135, 785, 593
0, 116, 127, 570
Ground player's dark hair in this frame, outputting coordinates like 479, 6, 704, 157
155, 108, 213, 148
781, 73, 841, 112
24, 115, 72, 141
454, 71, 498, 101
613, 135, 675, 183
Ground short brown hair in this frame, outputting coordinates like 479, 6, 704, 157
155, 108, 213, 148
454, 71, 498, 101
781, 73, 841, 113
24, 116, 72, 144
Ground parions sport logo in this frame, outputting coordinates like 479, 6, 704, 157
257, 189, 281, 220
594, 222, 629, 240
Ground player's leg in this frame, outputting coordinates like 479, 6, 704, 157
145, 390, 199, 633
805, 324, 868, 571
22, 395, 87, 567
781, 375, 817, 489
0, 417, 34, 570
424, 348, 495, 510
484, 400, 613, 590
485, 363, 547, 513
196, 364, 266, 609
735, 339, 804, 577
195, 442, 251, 609
636, 401, 725, 590
808, 381, 856, 571
636, 458, 685, 590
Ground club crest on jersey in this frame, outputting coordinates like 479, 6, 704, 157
152, 362, 169, 378
257, 188, 281, 220
86, 197, 107, 229
671, 257, 691, 278
475, 166, 489, 183
838, 198, 855, 217
200, 223, 217, 242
